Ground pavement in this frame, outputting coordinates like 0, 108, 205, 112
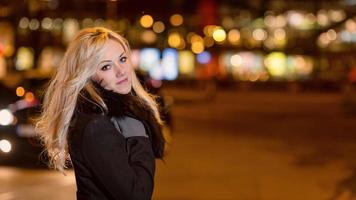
1, 86, 356, 200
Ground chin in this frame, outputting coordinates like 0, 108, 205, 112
115, 87, 132, 95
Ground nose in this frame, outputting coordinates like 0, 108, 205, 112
113, 61, 124, 77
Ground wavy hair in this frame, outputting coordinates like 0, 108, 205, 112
35, 27, 164, 173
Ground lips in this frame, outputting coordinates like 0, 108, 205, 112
116, 78, 128, 85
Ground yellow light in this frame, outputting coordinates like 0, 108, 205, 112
264, 52, 287, 77
191, 41, 204, 54
179, 51, 195, 75
345, 19, 356, 32
191, 34, 203, 43
140, 15, 154, 28
203, 25, 216, 37
326, 29, 337, 41
25, 92, 35, 102
168, 32, 182, 48
230, 55, 242, 67
16, 86, 25, 97
228, 29, 240, 44
203, 36, 214, 47
170, 14, 183, 26
252, 29, 267, 41
212, 27, 226, 42
141, 30, 157, 44
274, 28, 286, 40
152, 21, 165, 33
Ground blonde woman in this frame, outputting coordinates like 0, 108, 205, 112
36, 27, 165, 200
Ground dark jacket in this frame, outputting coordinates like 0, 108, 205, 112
67, 85, 165, 200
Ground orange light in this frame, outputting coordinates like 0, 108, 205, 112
25, 92, 35, 102
16, 87, 25, 97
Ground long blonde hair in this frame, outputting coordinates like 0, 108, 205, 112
35, 27, 163, 172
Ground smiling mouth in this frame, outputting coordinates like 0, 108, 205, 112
116, 78, 128, 85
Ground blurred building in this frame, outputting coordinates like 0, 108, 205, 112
0, 0, 355, 88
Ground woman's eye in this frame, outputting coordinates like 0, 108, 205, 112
120, 57, 127, 63
101, 64, 111, 71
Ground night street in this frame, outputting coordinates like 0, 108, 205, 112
1, 87, 356, 200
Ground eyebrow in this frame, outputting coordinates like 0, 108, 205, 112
99, 52, 126, 64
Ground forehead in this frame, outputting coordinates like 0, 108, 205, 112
99, 39, 125, 59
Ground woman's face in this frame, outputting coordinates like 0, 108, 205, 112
92, 39, 132, 94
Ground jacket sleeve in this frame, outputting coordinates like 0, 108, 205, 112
81, 115, 155, 200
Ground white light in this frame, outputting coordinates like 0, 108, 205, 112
0, 109, 14, 126
0, 139, 12, 153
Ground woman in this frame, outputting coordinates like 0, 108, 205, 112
36, 27, 166, 200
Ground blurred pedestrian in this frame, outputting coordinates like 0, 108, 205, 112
36, 27, 166, 200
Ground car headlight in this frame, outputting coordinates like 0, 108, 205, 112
0, 139, 12, 153
0, 109, 14, 126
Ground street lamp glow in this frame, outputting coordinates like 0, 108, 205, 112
212, 27, 226, 42
0, 109, 14, 126
0, 139, 12, 153
140, 15, 154, 28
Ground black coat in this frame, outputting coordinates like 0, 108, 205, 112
68, 85, 165, 200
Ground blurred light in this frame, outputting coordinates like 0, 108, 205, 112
294, 56, 313, 76
275, 15, 287, 27
82, 18, 94, 27
222, 16, 234, 29
191, 41, 204, 54
25, 92, 35, 102
318, 33, 330, 47
168, 32, 182, 48
63, 18, 80, 44
179, 51, 195, 76
288, 12, 303, 27
306, 13, 317, 24
19, 17, 29, 29
0, 139, 11, 153
0, 109, 14, 126
140, 15, 154, 28
162, 48, 179, 80
264, 15, 275, 27
130, 49, 140, 69
203, 25, 216, 37
274, 28, 286, 40
317, 10, 329, 26
203, 36, 215, 47
328, 9, 346, 22
53, 18, 63, 30
0, 57, 6, 78
186, 32, 196, 43
230, 54, 242, 67
170, 14, 183, 26
15, 47, 34, 70
212, 27, 226, 42
326, 29, 337, 41
191, 34, 203, 43
152, 21, 165, 33
197, 51, 211, 64
252, 29, 267, 41
141, 30, 157, 44
265, 52, 287, 77
16, 87, 25, 97
340, 31, 352, 42
94, 18, 105, 27
228, 29, 240, 45
345, 19, 356, 32
41, 17, 52, 29
139, 48, 160, 72
29, 19, 40, 30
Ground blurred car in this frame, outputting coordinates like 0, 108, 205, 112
0, 79, 47, 167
